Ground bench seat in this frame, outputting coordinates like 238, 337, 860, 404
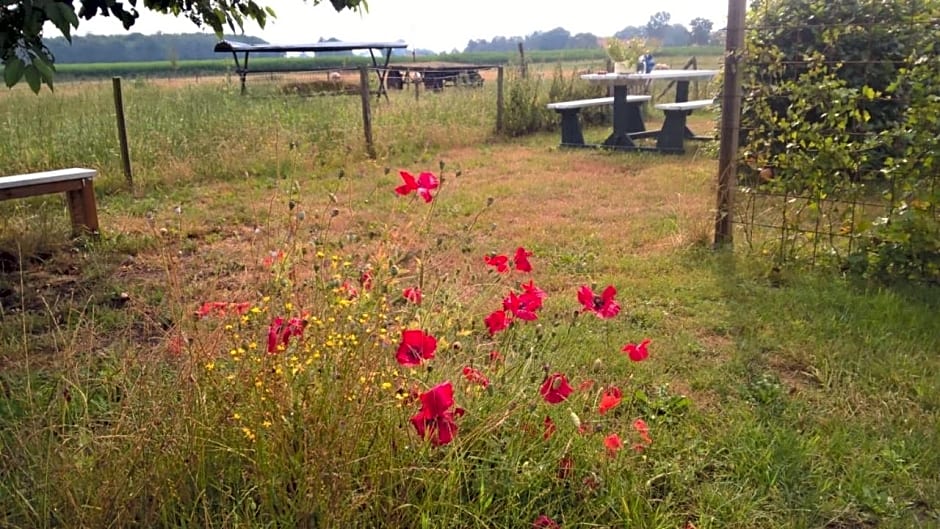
0, 168, 99, 235
654, 99, 715, 112
547, 95, 651, 147
652, 99, 716, 153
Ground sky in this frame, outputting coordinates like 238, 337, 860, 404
70, 0, 730, 53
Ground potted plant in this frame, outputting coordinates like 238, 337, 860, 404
605, 38, 630, 73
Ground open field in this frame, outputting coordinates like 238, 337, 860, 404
1, 71, 938, 528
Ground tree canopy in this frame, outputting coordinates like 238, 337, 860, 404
1, 0, 366, 91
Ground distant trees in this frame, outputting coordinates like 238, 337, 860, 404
45, 33, 268, 63
464, 27, 601, 52
689, 17, 714, 45
645, 11, 672, 41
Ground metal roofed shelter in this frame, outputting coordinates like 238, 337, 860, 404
214, 40, 409, 97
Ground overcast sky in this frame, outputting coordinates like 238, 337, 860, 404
70, 0, 730, 53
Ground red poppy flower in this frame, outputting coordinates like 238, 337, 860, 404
262, 249, 285, 267
488, 350, 504, 364
543, 416, 556, 440
339, 280, 358, 299
359, 270, 373, 290
462, 366, 490, 388
402, 287, 423, 304
532, 515, 560, 529
577, 379, 596, 392
598, 386, 623, 415
484, 253, 510, 273
514, 246, 533, 272
394, 170, 439, 203
232, 302, 251, 315
502, 291, 538, 321
622, 338, 651, 362
196, 301, 229, 318
484, 309, 510, 335
267, 316, 306, 353
410, 381, 465, 446
633, 418, 652, 446
520, 280, 547, 308
604, 433, 623, 455
395, 329, 437, 366
540, 373, 573, 404
577, 285, 621, 319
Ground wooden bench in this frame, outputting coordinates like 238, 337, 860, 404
547, 95, 651, 147
0, 168, 99, 235
653, 99, 715, 153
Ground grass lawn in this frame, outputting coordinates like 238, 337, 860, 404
0, 76, 938, 528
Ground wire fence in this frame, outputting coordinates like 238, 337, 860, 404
725, 0, 940, 281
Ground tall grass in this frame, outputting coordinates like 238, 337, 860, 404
0, 71, 938, 529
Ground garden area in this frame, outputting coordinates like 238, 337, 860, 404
1, 1, 939, 528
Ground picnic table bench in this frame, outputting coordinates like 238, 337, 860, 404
653, 99, 716, 152
547, 95, 651, 147
0, 168, 99, 235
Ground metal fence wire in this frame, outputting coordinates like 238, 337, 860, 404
723, 0, 940, 281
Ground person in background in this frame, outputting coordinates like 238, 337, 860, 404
639, 51, 656, 73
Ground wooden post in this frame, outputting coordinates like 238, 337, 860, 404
714, 0, 747, 247
112, 77, 133, 189
358, 66, 376, 159
496, 66, 505, 133
517, 42, 527, 78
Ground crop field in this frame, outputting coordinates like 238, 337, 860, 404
0, 62, 937, 528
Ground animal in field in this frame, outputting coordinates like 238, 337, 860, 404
328, 71, 342, 82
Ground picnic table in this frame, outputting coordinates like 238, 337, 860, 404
214, 40, 409, 98
580, 69, 719, 152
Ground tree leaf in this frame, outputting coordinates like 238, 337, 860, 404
24, 65, 42, 93
3, 57, 26, 88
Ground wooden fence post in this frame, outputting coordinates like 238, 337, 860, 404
358, 66, 376, 159
496, 66, 505, 133
517, 42, 527, 79
112, 77, 133, 189
714, 0, 747, 247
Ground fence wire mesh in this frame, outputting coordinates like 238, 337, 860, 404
731, 0, 940, 281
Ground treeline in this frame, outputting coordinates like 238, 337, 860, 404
463, 12, 721, 53
46, 33, 269, 64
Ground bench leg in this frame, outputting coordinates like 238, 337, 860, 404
556, 109, 585, 146
66, 179, 99, 235
656, 110, 689, 154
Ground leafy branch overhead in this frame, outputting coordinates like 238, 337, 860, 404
0, 0, 368, 92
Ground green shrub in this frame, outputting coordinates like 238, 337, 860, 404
501, 66, 608, 137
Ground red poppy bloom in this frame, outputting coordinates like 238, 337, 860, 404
622, 338, 651, 362
395, 329, 437, 366
410, 381, 464, 446
339, 280, 358, 299
502, 291, 538, 321
519, 280, 547, 308
402, 287, 423, 304
462, 366, 490, 388
543, 416, 556, 440
604, 433, 623, 456
488, 350, 504, 364
577, 379, 596, 392
196, 301, 229, 318
232, 302, 251, 315
394, 170, 439, 203
262, 249, 284, 267
484, 253, 510, 273
359, 270, 373, 290
532, 515, 560, 529
577, 285, 621, 319
598, 386, 623, 415
267, 316, 306, 353
540, 373, 573, 404
514, 246, 533, 272
484, 310, 510, 335
633, 418, 652, 446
